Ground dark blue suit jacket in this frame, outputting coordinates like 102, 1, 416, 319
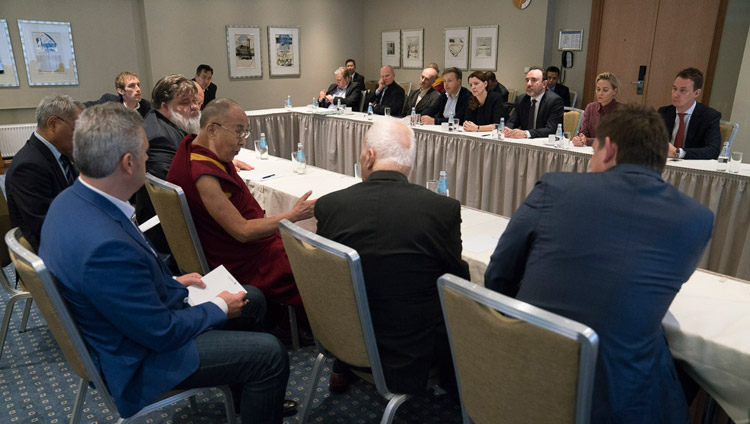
40, 181, 225, 418
507, 89, 565, 138
658, 102, 721, 159
422, 87, 472, 124
484, 164, 713, 424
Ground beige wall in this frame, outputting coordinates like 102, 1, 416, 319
709, 0, 750, 120
729, 28, 750, 156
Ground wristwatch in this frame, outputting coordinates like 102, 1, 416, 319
673, 148, 680, 158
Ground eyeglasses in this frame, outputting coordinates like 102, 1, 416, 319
211, 122, 251, 140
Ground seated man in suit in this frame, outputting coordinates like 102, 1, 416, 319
5, 94, 84, 251
85, 71, 151, 117
485, 103, 713, 423
401, 67, 440, 117
546, 66, 571, 107
486, 71, 509, 103
318, 67, 362, 110
345, 58, 365, 93
504, 67, 564, 139
193, 64, 217, 109
658, 67, 721, 160
39, 103, 292, 423
367, 65, 405, 116
315, 118, 470, 395
421, 67, 472, 125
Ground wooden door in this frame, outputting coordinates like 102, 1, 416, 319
584, 0, 726, 109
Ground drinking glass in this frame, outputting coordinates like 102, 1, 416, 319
354, 163, 362, 180
384, 107, 391, 117
426, 180, 439, 192
729, 151, 743, 173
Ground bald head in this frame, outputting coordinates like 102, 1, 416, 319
360, 119, 415, 180
380, 65, 395, 87
419, 67, 438, 90
199, 97, 244, 129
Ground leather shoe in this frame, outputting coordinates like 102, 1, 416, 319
329, 369, 356, 394
282, 399, 298, 417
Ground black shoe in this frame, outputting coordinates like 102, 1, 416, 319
282, 399, 298, 417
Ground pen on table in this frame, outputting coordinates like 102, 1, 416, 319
262, 173, 275, 179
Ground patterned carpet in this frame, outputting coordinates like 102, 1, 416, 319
0, 267, 463, 424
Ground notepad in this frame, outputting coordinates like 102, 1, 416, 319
187, 265, 246, 306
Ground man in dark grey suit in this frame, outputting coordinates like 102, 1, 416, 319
485, 103, 713, 423
315, 119, 470, 395
345, 59, 365, 93
366, 65, 405, 116
504, 67, 564, 139
5, 94, 83, 251
546, 66, 571, 107
401, 67, 440, 116
318, 67, 362, 109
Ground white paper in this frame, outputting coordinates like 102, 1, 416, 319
187, 264, 246, 306
138, 215, 160, 232
463, 235, 499, 254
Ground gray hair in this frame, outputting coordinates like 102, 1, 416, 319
36, 94, 84, 128
151, 74, 197, 108
364, 118, 415, 168
73, 103, 144, 178
334, 67, 349, 79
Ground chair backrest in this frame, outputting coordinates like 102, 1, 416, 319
5, 227, 119, 410
359, 89, 369, 112
508, 89, 516, 104
144, 173, 209, 274
278, 219, 393, 395
564, 107, 584, 135
364, 80, 377, 94
398, 82, 412, 99
719, 120, 739, 150
570, 91, 578, 108
438, 274, 598, 424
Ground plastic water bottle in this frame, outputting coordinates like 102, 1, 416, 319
285, 95, 292, 110
717, 141, 730, 171
367, 104, 374, 120
437, 170, 449, 197
259, 132, 269, 160
499, 117, 505, 140
411, 107, 417, 126
295, 142, 306, 174
312, 97, 318, 111
555, 123, 563, 148
448, 112, 455, 131
337, 98, 343, 115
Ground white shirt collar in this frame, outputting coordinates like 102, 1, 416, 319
34, 131, 62, 161
679, 101, 697, 115
532, 90, 546, 103
79, 178, 135, 221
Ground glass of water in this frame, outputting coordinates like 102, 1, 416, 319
729, 152, 743, 173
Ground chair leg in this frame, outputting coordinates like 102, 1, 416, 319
19, 297, 33, 333
69, 378, 88, 424
288, 306, 300, 350
188, 395, 198, 414
299, 352, 326, 424
380, 393, 410, 424
0, 293, 26, 360
218, 386, 237, 424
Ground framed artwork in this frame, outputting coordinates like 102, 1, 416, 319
559, 29, 584, 51
401, 29, 423, 69
17, 20, 78, 86
0, 20, 19, 87
444, 27, 469, 70
381, 30, 400, 68
267, 26, 299, 77
226, 25, 263, 79
469, 25, 498, 71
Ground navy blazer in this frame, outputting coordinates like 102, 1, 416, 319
367, 82, 405, 116
658, 102, 721, 159
507, 89, 565, 138
319, 82, 362, 109
484, 164, 713, 423
423, 87, 472, 124
40, 181, 225, 418
5, 134, 76, 251
549, 83, 571, 107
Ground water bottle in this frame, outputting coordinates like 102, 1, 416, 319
295, 142, 306, 174
411, 107, 417, 126
367, 104, 374, 120
499, 117, 505, 140
259, 132, 269, 160
448, 112, 455, 131
285, 95, 292, 110
336, 98, 342, 115
555, 123, 563, 148
437, 170, 449, 197
312, 96, 318, 112
717, 141, 730, 171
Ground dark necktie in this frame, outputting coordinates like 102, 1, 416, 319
528, 99, 537, 130
674, 113, 686, 149
59, 155, 76, 185
379, 86, 387, 104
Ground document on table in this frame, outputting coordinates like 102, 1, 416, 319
463, 235, 499, 254
187, 265, 247, 306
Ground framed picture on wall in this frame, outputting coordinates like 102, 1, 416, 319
381, 30, 400, 68
401, 29, 423, 69
469, 25, 498, 71
444, 27, 469, 70
17, 20, 78, 86
0, 19, 20, 87
226, 25, 263, 79
268, 26, 300, 77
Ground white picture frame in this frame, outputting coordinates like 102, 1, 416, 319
401, 29, 423, 70
444, 27, 469, 71
469, 25, 498, 71
0, 20, 19, 87
17, 20, 78, 86
559, 29, 584, 51
381, 30, 400, 68
268, 26, 300, 77
227, 25, 262, 79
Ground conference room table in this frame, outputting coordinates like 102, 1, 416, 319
235, 149, 749, 423
245, 107, 750, 281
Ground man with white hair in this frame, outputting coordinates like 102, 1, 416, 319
315, 119, 470, 395
317, 66, 362, 109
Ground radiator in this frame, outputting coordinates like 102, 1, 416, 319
0, 123, 35, 158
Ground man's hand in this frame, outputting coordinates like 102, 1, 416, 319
325, 94, 334, 103
318, 91, 327, 102
421, 115, 435, 125
504, 128, 527, 139
175, 273, 206, 288
377, 78, 385, 91
667, 143, 678, 158
217, 291, 247, 318
289, 190, 316, 222
232, 159, 253, 171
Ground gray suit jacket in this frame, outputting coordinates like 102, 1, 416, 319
402, 87, 440, 116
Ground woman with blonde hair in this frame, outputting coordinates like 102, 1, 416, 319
572, 72, 621, 146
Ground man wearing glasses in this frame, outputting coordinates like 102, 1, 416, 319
6, 94, 84, 251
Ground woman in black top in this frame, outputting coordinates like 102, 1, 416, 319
463, 71, 506, 132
